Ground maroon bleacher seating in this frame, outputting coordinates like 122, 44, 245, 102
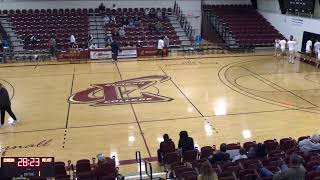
203, 4, 284, 47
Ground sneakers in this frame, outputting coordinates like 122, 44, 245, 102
8, 117, 19, 126
0, 124, 4, 129
10, 120, 18, 125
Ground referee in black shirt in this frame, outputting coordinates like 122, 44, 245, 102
0, 83, 17, 128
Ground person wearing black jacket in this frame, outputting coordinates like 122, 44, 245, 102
178, 131, 194, 154
0, 83, 17, 128
111, 40, 121, 62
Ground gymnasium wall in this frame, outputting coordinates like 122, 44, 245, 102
0, 0, 174, 9
257, 0, 320, 51
257, 0, 320, 17
203, 0, 251, 5
259, 11, 320, 51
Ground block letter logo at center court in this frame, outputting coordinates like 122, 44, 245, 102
69, 75, 173, 106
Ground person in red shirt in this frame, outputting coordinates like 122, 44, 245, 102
157, 134, 175, 163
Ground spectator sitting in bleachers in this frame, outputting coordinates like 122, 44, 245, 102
110, 15, 116, 24
112, 28, 119, 37
99, 3, 106, 12
134, 19, 141, 27
103, 15, 111, 26
247, 146, 256, 159
298, 134, 320, 152
156, 9, 162, 20
157, 134, 175, 163
149, 23, 156, 32
155, 21, 163, 33
209, 143, 230, 164
273, 154, 306, 180
232, 147, 247, 162
149, 9, 157, 18
198, 161, 218, 180
89, 43, 97, 49
137, 40, 143, 47
145, 8, 150, 16
128, 18, 135, 27
162, 10, 168, 21
94, 153, 117, 178
255, 143, 267, 158
178, 131, 194, 155
119, 27, 125, 37
122, 15, 129, 27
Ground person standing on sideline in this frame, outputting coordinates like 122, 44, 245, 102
287, 35, 297, 64
314, 40, 320, 61
305, 39, 313, 62
279, 38, 287, 60
49, 34, 57, 59
156, 36, 165, 58
316, 41, 320, 67
0, 83, 18, 128
70, 34, 76, 48
274, 39, 280, 57
111, 40, 120, 62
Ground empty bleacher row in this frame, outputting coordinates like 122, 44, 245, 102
203, 5, 284, 47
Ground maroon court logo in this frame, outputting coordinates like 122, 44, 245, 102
69, 75, 173, 106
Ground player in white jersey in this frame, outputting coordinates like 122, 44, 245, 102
279, 39, 287, 60
274, 39, 280, 57
305, 39, 313, 62
314, 40, 320, 63
287, 35, 297, 64
316, 40, 320, 67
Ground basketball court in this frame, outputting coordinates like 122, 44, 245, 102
1, 53, 320, 174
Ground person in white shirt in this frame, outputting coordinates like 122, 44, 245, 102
89, 43, 97, 49
103, 15, 110, 26
316, 40, 320, 67
298, 134, 320, 152
70, 34, 76, 48
314, 40, 320, 62
232, 148, 248, 162
156, 37, 165, 58
279, 38, 287, 60
119, 27, 125, 37
305, 39, 313, 62
274, 39, 280, 58
287, 35, 297, 64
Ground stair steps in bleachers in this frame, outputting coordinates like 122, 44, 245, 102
88, 15, 106, 48
168, 16, 192, 47
0, 17, 24, 52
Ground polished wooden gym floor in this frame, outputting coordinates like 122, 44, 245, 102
1, 52, 320, 174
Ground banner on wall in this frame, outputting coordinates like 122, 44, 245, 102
90, 49, 137, 60
90, 50, 112, 60
118, 49, 137, 58
291, 17, 304, 27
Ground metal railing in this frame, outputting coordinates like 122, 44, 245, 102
135, 151, 143, 180
173, 1, 195, 44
